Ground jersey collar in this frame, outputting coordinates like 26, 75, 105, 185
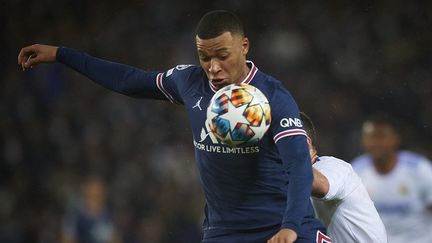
209, 60, 258, 93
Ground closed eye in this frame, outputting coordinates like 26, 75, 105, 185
219, 54, 228, 60
199, 54, 210, 62
217, 51, 230, 60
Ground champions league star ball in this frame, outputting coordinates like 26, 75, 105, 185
206, 83, 271, 146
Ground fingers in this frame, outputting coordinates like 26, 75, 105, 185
268, 238, 292, 243
267, 238, 286, 243
18, 44, 44, 71
18, 45, 37, 71
26, 54, 41, 67
24, 54, 38, 70
18, 45, 35, 64
17, 47, 27, 65
20, 54, 35, 71
267, 231, 295, 243
18, 44, 58, 71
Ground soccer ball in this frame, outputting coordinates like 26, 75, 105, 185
206, 83, 271, 146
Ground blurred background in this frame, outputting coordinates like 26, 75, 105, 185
1, 0, 431, 242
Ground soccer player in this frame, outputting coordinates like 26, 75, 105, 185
61, 176, 121, 243
300, 112, 388, 243
18, 10, 329, 243
351, 115, 432, 243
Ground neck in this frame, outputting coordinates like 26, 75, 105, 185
235, 61, 250, 84
373, 153, 397, 174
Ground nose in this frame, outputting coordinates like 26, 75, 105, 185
209, 59, 222, 74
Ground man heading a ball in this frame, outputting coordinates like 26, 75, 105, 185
18, 10, 329, 243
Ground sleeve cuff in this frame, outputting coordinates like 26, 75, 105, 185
321, 174, 337, 200
56, 46, 67, 63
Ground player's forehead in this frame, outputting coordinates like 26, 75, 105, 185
196, 32, 240, 53
362, 121, 396, 136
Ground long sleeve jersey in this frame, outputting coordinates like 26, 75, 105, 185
56, 47, 323, 237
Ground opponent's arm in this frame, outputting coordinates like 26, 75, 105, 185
18, 44, 163, 99
311, 168, 329, 198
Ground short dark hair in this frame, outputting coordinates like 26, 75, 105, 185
195, 10, 244, 39
300, 112, 317, 146
363, 113, 399, 134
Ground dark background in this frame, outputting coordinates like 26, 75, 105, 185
1, 0, 431, 242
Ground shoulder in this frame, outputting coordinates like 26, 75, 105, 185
252, 70, 290, 98
398, 150, 431, 168
163, 64, 203, 79
314, 156, 353, 176
350, 154, 373, 171
161, 65, 205, 95
316, 156, 350, 167
255, 71, 299, 117
313, 156, 359, 200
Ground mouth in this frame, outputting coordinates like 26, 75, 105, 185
210, 78, 229, 86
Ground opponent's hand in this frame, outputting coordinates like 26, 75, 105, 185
18, 44, 58, 71
267, 228, 297, 243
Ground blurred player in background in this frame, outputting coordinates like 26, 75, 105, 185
18, 10, 329, 242
300, 112, 387, 243
351, 114, 432, 243
61, 175, 121, 243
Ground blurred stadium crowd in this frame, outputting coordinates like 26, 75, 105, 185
1, 0, 431, 242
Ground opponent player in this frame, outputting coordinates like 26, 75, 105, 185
351, 115, 432, 243
300, 112, 388, 242
18, 11, 329, 243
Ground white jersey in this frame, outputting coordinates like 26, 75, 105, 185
352, 151, 432, 243
312, 156, 388, 243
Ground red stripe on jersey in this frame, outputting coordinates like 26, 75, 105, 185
316, 230, 332, 243
156, 73, 176, 103
242, 64, 257, 85
273, 129, 307, 143
209, 81, 218, 93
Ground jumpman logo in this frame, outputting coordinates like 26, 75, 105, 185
193, 96, 203, 111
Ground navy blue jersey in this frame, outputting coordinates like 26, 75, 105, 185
62, 202, 115, 243
57, 47, 326, 241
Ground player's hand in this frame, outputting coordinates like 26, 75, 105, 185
18, 44, 58, 71
267, 228, 297, 243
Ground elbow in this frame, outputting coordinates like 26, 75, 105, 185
117, 69, 139, 95
311, 182, 327, 198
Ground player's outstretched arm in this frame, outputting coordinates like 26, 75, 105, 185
18, 44, 58, 71
311, 168, 329, 198
18, 45, 167, 99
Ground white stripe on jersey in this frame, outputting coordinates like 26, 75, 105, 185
242, 63, 257, 85
273, 129, 307, 143
156, 73, 176, 103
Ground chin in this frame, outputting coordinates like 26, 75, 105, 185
371, 154, 390, 163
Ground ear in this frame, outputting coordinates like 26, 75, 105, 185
306, 137, 317, 163
242, 37, 249, 56
306, 137, 313, 151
